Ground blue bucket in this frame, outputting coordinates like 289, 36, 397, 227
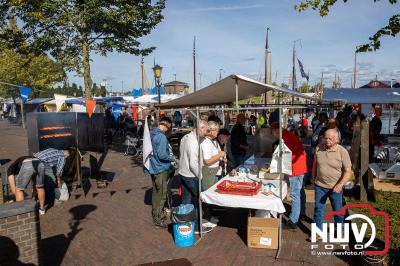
173, 222, 195, 247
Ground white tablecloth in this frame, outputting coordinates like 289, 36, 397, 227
200, 175, 287, 214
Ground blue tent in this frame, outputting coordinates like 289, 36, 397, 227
147, 86, 165, 95
131, 88, 143, 98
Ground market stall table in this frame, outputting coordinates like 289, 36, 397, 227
200, 175, 287, 214
200, 156, 287, 214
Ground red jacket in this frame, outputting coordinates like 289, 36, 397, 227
282, 130, 308, 177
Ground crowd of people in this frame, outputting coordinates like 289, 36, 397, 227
145, 103, 388, 237
1, 103, 389, 236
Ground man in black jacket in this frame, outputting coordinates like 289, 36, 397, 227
230, 113, 249, 167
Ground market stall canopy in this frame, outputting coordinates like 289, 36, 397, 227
323, 88, 400, 104
157, 74, 329, 108
124, 94, 182, 104
25, 98, 53, 105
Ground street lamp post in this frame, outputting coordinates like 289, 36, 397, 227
152, 64, 163, 104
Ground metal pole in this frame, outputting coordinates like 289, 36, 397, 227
389, 106, 392, 135
196, 107, 203, 238
353, 49, 357, 88
20, 98, 25, 129
157, 78, 161, 104
235, 77, 239, 110
222, 106, 225, 128
276, 107, 283, 259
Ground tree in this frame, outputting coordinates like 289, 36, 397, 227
93, 83, 107, 97
0, 22, 64, 99
299, 83, 310, 93
280, 83, 289, 88
295, 0, 399, 52
2, 0, 165, 99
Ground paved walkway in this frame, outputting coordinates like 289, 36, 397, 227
0, 120, 354, 266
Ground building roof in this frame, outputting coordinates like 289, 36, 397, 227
360, 80, 400, 88
164, 81, 189, 86
323, 87, 400, 104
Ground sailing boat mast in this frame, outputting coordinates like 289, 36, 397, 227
264, 27, 272, 104
193, 36, 197, 93
141, 56, 145, 95
292, 42, 297, 91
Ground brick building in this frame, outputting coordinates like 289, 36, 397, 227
361, 80, 400, 88
163, 81, 189, 95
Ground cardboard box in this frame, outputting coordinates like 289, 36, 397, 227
247, 217, 279, 249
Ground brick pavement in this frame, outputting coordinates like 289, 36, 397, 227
0, 120, 354, 266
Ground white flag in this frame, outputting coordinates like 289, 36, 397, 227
54, 94, 67, 112
143, 118, 153, 171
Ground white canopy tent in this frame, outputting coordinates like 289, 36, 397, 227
158, 74, 329, 108
124, 94, 182, 105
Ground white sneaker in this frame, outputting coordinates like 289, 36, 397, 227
195, 225, 213, 234
202, 222, 217, 228
39, 208, 46, 216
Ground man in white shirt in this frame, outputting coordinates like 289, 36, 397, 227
178, 119, 208, 206
178, 119, 209, 233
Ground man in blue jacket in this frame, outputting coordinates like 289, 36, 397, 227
149, 116, 173, 228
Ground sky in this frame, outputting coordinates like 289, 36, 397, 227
67, 0, 400, 92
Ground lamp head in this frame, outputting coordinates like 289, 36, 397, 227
152, 64, 162, 78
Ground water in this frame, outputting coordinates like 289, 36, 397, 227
292, 110, 399, 135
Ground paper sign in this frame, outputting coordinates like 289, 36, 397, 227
260, 237, 272, 246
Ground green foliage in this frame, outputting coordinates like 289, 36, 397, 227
299, 83, 310, 93
0, 48, 64, 98
0, 19, 65, 98
2, 0, 166, 98
280, 83, 289, 88
94, 84, 107, 97
346, 190, 400, 265
294, 0, 399, 52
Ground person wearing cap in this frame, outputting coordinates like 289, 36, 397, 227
270, 122, 308, 230
149, 116, 174, 228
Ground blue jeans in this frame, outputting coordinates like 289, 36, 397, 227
289, 175, 306, 223
43, 166, 56, 206
181, 176, 199, 209
314, 184, 344, 230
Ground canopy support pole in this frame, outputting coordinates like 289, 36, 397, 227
235, 77, 239, 110
196, 107, 204, 240
276, 107, 283, 259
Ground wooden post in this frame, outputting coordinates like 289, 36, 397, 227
360, 119, 369, 201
